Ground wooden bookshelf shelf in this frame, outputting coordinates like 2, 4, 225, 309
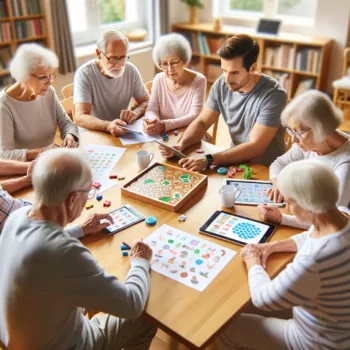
172, 22, 333, 100
0, 0, 49, 89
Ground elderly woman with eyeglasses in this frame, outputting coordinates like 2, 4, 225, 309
0, 43, 79, 161
259, 90, 350, 229
215, 160, 350, 350
143, 33, 206, 135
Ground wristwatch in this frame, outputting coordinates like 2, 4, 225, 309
205, 154, 214, 169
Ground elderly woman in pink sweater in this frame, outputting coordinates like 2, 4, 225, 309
143, 33, 207, 135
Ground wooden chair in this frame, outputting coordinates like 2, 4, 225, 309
60, 96, 75, 121
333, 47, 350, 110
61, 83, 74, 99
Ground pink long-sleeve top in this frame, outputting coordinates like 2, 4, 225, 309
145, 71, 207, 132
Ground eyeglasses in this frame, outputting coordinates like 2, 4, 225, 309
159, 60, 182, 70
101, 52, 129, 65
32, 74, 56, 84
76, 187, 96, 200
286, 127, 311, 140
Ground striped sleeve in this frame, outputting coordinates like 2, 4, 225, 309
248, 255, 320, 311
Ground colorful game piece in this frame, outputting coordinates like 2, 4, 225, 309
96, 194, 103, 201
122, 251, 129, 257
109, 174, 118, 179
121, 245, 131, 251
235, 167, 244, 172
227, 171, 234, 178
92, 181, 101, 189
174, 130, 179, 136
195, 149, 204, 154
146, 216, 157, 226
85, 202, 94, 209
103, 200, 111, 207
239, 164, 248, 170
178, 214, 187, 222
217, 167, 228, 175
163, 133, 169, 142
118, 176, 125, 180
243, 168, 253, 179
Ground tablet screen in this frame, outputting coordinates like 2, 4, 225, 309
103, 206, 143, 233
200, 211, 275, 245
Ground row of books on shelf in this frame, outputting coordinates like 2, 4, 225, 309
11, 0, 43, 17
15, 19, 44, 39
263, 70, 290, 92
295, 48, 321, 73
0, 47, 11, 70
0, 22, 11, 42
0, 0, 8, 18
264, 45, 295, 70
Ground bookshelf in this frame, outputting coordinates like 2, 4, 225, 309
0, 0, 49, 89
172, 23, 333, 101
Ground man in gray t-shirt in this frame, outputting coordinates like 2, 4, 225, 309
74, 30, 149, 137
160, 34, 287, 168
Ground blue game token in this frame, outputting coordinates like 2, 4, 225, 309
121, 245, 130, 251
96, 194, 103, 201
122, 251, 129, 257
146, 216, 157, 226
217, 167, 228, 175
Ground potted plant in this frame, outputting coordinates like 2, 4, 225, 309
180, 0, 205, 24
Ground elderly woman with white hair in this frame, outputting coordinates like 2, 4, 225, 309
259, 90, 350, 229
0, 43, 79, 161
143, 33, 206, 135
215, 160, 350, 350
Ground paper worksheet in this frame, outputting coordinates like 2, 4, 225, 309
83, 144, 126, 193
144, 225, 237, 292
119, 117, 162, 145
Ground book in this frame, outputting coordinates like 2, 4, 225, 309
294, 79, 315, 97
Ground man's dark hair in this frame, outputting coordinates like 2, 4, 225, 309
217, 34, 260, 71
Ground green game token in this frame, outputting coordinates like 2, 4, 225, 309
159, 196, 171, 202
159, 166, 166, 171
162, 180, 171, 186
144, 179, 155, 184
172, 192, 182, 199
180, 174, 190, 179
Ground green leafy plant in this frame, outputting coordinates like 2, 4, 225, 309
180, 0, 205, 9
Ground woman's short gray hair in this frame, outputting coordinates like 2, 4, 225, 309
9, 43, 59, 82
281, 90, 343, 143
97, 30, 129, 52
32, 148, 91, 207
277, 160, 339, 213
152, 33, 192, 69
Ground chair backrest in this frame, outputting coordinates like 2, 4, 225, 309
61, 83, 74, 99
60, 97, 75, 121
343, 48, 350, 76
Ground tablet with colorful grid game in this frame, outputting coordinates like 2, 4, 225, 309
199, 210, 276, 246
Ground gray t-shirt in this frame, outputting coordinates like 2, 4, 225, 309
206, 73, 287, 166
74, 60, 148, 121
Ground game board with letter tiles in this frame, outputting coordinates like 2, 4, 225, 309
144, 225, 236, 292
121, 162, 207, 211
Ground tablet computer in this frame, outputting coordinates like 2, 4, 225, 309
151, 138, 187, 159
223, 179, 285, 206
199, 210, 276, 246
102, 205, 145, 236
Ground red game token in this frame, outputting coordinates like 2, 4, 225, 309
92, 181, 101, 189
195, 149, 204, 154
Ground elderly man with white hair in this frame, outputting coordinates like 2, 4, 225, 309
0, 44, 79, 161
0, 148, 157, 350
214, 160, 350, 350
259, 90, 350, 229
143, 33, 206, 135
74, 30, 149, 136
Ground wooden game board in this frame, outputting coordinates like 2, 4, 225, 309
121, 163, 208, 211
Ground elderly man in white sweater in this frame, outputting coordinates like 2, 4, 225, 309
0, 148, 156, 350
214, 160, 350, 350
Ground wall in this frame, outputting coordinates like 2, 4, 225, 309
169, 0, 350, 93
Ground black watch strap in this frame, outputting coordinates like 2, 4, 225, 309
205, 154, 214, 169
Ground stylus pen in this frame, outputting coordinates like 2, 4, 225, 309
122, 241, 132, 249
265, 202, 285, 207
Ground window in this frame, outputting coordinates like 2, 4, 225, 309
218, 0, 318, 26
67, 0, 152, 46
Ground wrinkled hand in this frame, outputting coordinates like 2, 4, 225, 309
129, 240, 153, 262
254, 243, 274, 269
120, 110, 139, 123
81, 213, 113, 235
63, 134, 79, 148
143, 118, 165, 135
178, 157, 207, 172
108, 119, 128, 137
258, 204, 282, 224
266, 178, 283, 203
241, 244, 262, 270
159, 143, 183, 159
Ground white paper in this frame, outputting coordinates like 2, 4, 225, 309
83, 144, 126, 193
119, 117, 162, 145
144, 225, 237, 292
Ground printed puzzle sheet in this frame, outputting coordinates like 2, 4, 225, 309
206, 212, 271, 244
144, 225, 236, 292
127, 165, 203, 205
83, 144, 125, 193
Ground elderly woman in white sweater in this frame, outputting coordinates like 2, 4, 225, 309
259, 90, 350, 229
215, 160, 350, 350
0, 43, 79, 161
